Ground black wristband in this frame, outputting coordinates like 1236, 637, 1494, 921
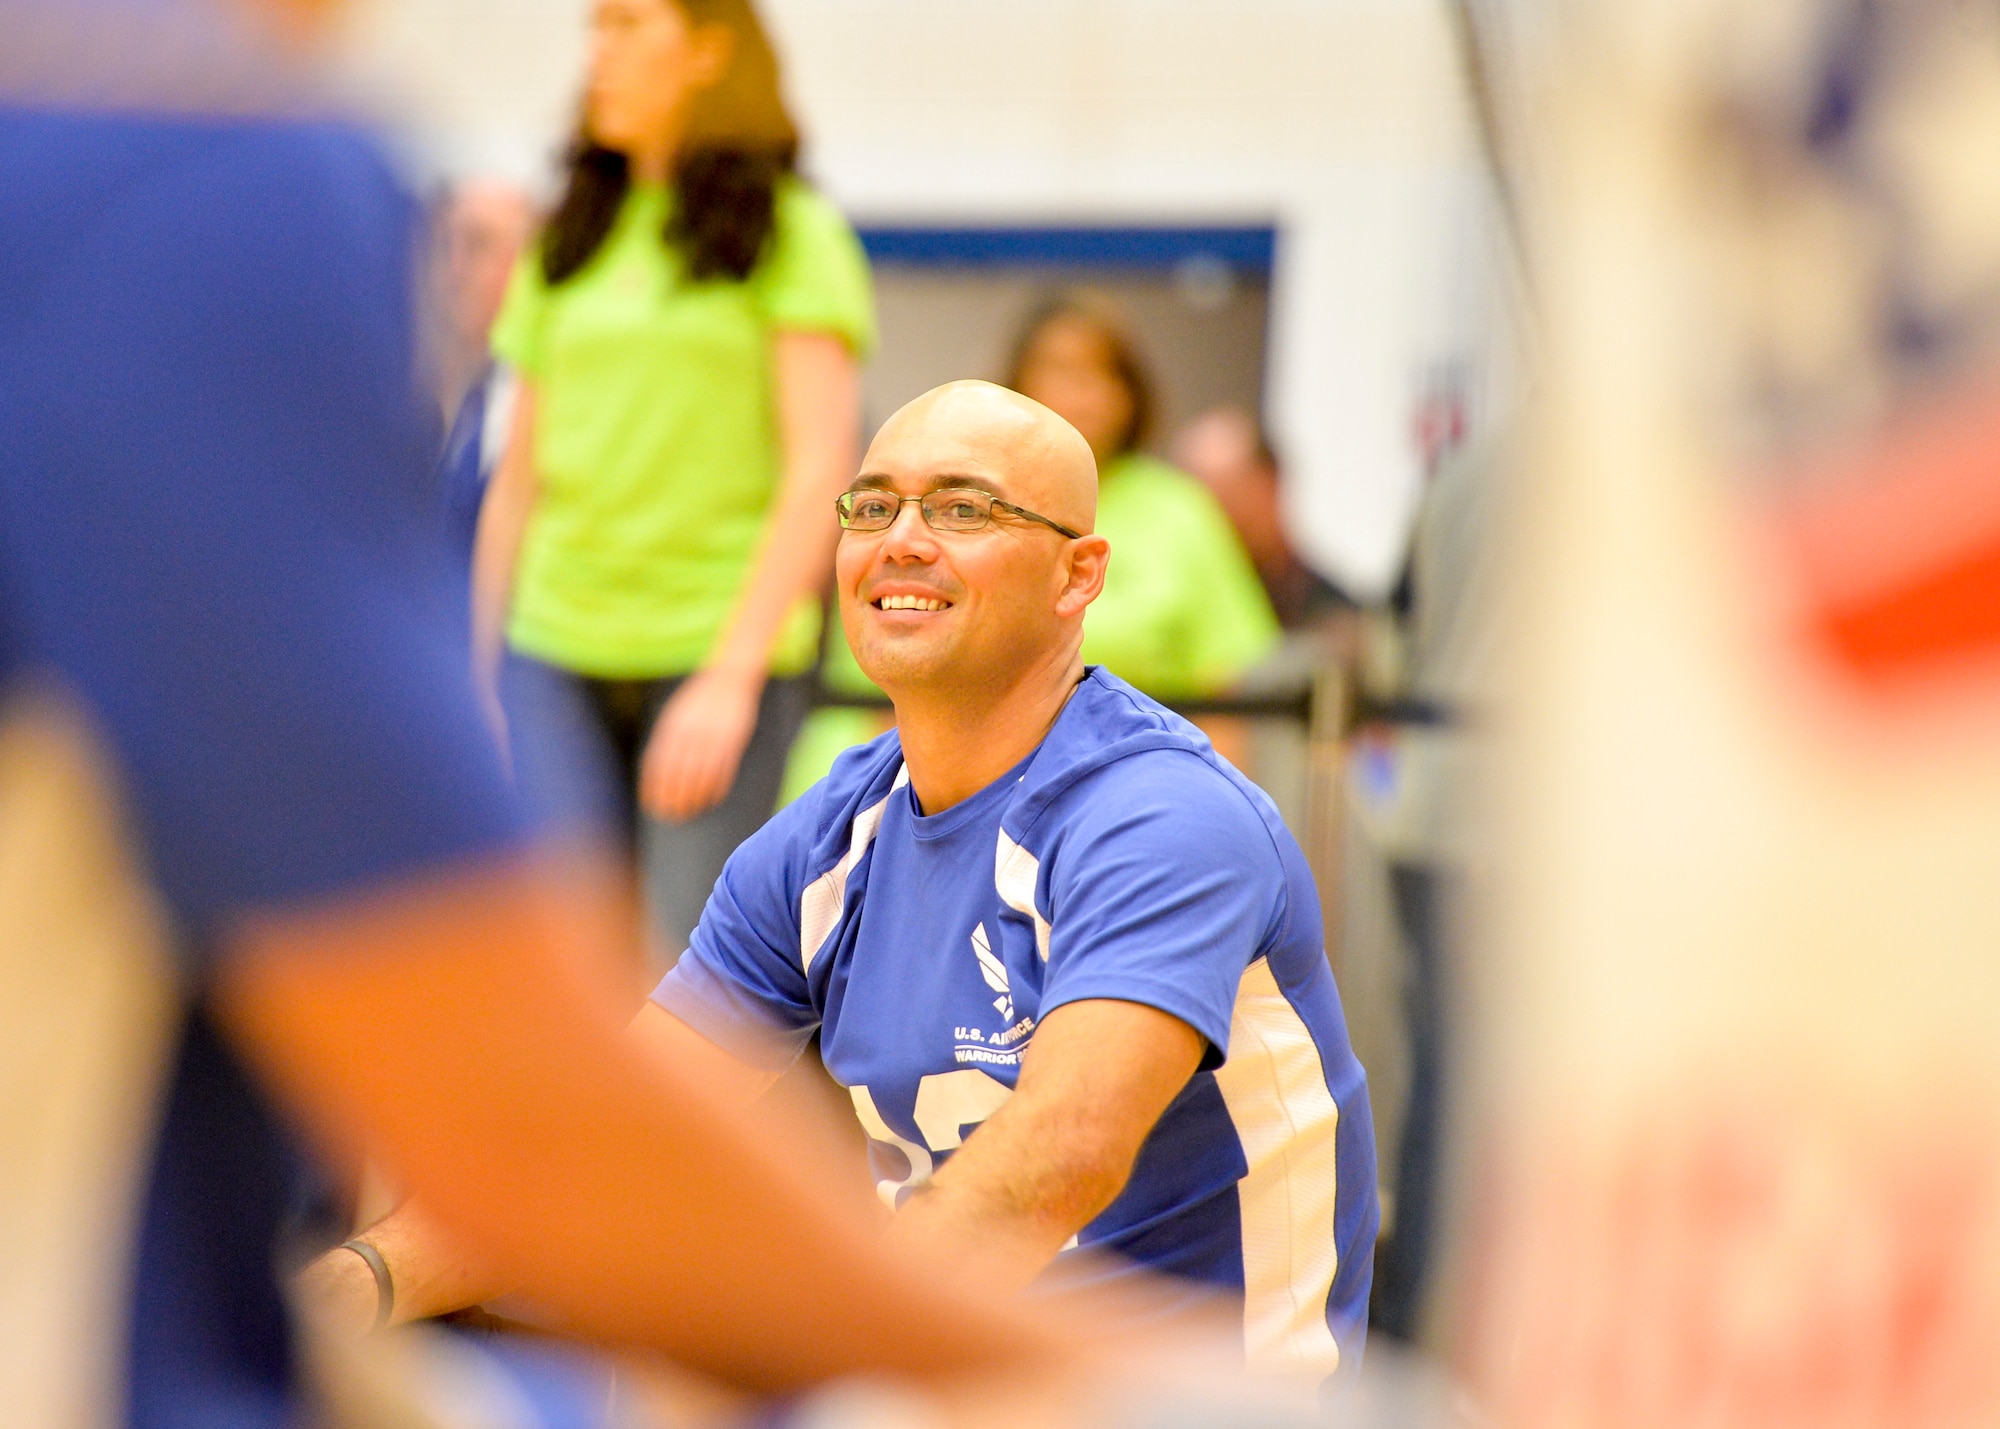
339, 1238, 394, 1332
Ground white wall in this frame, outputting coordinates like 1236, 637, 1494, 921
345, 0, 1508, 595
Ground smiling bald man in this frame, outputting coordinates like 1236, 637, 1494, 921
648, 381, 1379, 1379
339, 382, 1378, 1382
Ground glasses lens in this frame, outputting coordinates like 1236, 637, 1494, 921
840, 492, 900, 530
924, 490, 992, 532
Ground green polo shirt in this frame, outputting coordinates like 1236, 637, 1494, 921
1082, 452, 1281, 696
491, 177, 875, 678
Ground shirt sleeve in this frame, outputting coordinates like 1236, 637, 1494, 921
488, 248, 551, 378
651, 796, 822, 1070
1035, 753, 1287, 1069
1174, 484, 1283, 692
752, 181, 877, 358
0, 119, 533, 941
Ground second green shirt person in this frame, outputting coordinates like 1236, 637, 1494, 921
473, 0, 873, 961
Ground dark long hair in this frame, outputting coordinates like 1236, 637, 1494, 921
1003, 291, 1157, 459
541, 0, 799, 287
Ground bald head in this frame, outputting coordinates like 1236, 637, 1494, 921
868, 381, 1099, 534
836, 381, 1112, 716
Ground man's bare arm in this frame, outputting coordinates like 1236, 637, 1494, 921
218, 847, 1042, 1392
296, 1200, 494, 1335
886, 999, 1205, 1290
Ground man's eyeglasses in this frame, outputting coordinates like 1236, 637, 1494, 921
835, 488, 1083, 540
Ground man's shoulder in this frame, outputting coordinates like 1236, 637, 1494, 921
1020, 673, 1284, 862
1051, 744, 1275, 848
1051, 667, 1199, 746
1030, 669, 1240, 795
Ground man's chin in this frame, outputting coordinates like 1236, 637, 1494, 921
851, 634, 958, 693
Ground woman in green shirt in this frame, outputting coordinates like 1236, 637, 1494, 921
1005, 294, 1280, 702
474, 0, 873, 958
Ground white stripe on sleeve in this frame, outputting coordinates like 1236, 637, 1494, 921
799, 765, 906, 973
1212, 956, 1344, 1379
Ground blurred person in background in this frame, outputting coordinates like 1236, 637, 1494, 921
473, 0, 873, 965
1346, 431, 1504, 1347
0, 0, 1083, 1421
435, 178, 538, 561
1005, 294, 1279, 767
1172, 405, 1359, 632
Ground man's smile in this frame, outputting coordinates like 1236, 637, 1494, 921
863, 581, 958, 615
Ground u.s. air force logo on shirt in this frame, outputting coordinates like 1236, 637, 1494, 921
952, 922, 1037, 1068
972, 921, 1011, 1021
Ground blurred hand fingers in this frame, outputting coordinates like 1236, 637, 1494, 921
664, 738, 739, 822
638, 674, 758, 821
638, 722, 685, 820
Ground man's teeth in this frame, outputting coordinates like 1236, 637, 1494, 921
877, 595, 948, 611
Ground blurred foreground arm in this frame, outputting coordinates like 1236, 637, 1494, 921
888, 999, 1204, 1291
219, 848, 1035, 1392
626, 998, 786, 1104
299, 1001, 785, 1334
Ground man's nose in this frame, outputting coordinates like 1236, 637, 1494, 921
876, 499, 938, 559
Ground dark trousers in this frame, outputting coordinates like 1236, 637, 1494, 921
1369, 860, 1451, 1344
501, 656, 811, 963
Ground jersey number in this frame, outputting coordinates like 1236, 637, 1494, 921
849, 1069, 1013, 1208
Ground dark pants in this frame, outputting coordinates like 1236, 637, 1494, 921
501, 656, 811, 965
1369, 860, 1451, 1344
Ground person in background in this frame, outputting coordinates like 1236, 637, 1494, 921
473, 0, 872, 963
1356, 432, 1503, 1347
1005, 293, 1280, 767
436, 178, 538, 559
1171, 405, 1358, 631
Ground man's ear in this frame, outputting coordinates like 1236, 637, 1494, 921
1053, 534, 1110, 619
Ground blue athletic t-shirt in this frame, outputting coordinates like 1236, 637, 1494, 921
657, 668, 1378, 1379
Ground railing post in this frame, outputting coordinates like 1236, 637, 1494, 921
1305, 661, 1351, 982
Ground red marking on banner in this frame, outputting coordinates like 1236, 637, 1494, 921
1772, 380, 2000, 687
